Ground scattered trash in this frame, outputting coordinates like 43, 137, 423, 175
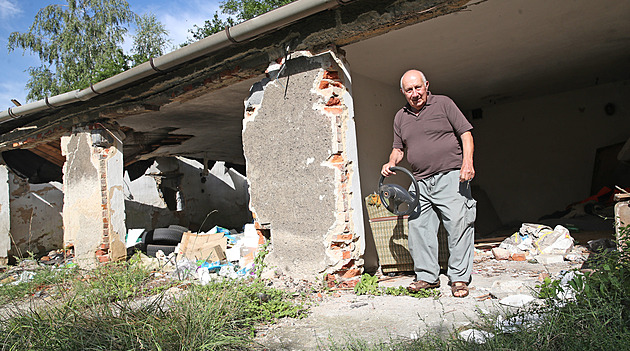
495, 312, 546, 333
498, 223, 575, 260
535, 254, 565, 265
459, 329, 495, 344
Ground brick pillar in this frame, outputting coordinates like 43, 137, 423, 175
61, 125, 126, 266
0, 164, 10, 264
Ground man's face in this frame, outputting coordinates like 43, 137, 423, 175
401, 72, 429, 111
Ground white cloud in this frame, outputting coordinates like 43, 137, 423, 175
0, 0, 21, 20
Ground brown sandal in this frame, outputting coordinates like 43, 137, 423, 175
451, 281, 469, 298
407, 280, 440, 292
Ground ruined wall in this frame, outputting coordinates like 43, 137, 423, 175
0, 165, 9, 263
61, 126, 126, 266
7, 174, 63, 257
125, 158, 252, 232
354, 77, 630, 229
243, 51, 364, 284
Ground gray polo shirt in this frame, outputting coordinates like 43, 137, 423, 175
392, 93, 472, 180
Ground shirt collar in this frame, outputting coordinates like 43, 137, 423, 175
403, 92, 433, 114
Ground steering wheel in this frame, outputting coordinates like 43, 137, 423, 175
378, 166, 420, 216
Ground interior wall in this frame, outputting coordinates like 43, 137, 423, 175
473, 80, 630, 224
8, 174, 63, 257
125, 157, 252, 232
353, 76, 630, 237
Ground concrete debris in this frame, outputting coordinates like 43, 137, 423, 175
535, 254, 564, 265
492, 247, 509, 260
459, 329, 495, 344
498, 294, 537, 308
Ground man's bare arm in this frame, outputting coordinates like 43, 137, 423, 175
460, 131, 475, 182
381, 148, 404, 177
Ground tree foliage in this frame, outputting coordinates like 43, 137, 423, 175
131, 13, 171, 66
186, 0, 295, 44
7, 0, 169, 102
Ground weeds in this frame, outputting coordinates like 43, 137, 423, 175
354, 274, 440, 299
0, 254, 306, 350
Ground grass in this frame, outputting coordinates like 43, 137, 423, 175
0, 254, 307, 350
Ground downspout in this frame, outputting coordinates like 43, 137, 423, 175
0, 0, 354, 124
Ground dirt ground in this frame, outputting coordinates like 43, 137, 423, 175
254, 244, 590, 350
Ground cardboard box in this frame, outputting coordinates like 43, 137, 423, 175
178, 232, 227, 261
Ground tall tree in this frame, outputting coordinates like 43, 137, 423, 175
130, 13, 171, 66
7, 0, 167, 102
185, 0, 295, 44
221, 0, 295, 21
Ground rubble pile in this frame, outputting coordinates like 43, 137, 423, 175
128, 223, 266, 283
484, 223, 588, 264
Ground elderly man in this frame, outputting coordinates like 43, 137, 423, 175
381, 69, 476, 298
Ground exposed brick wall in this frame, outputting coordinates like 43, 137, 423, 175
317, 67, 363, 288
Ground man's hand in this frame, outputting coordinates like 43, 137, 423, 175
382, 149, 404, 177
459, 160, 475, 182
381, 162, 397, 177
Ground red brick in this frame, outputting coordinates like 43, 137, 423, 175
97, 255, 110, 263
342, 251, 351, 259
319, 81, 330, 90
323, 71, 339, 80
336, 234, 353, 242
338, 278, 359, 288
342, 268, 361, 279
511, 252, 527, 261
324, 107, 343, 115
329, 154, 344, 164
95, 249, 106, 256
326, 96, 341, 106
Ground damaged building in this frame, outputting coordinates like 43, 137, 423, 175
0, 0, 629, 283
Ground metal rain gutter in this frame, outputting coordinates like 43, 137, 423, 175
0, 0, 352, 124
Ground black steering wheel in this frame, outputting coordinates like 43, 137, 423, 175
378, 166, 420, 216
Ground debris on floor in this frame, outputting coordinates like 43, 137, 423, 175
128, 222, 266, 283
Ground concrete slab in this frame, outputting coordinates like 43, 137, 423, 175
255, 256, 584, 350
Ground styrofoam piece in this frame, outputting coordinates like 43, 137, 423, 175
499, 294, 536, 308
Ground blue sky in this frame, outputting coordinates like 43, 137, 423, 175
0, 0, 223, 111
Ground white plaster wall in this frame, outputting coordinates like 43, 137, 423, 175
353, 76, 630, 230
8, 174, 63, 257
0, 165, 10, 261
125, 157, 252, 232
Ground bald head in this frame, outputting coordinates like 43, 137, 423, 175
400, 70, 427, 90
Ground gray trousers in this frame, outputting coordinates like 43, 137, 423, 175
408, 170, 476, 283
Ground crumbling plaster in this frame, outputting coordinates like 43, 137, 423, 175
243, 50, 364, 281
0, 165, 10, 263
7, 174, 63, 258
61, 127, 126, 266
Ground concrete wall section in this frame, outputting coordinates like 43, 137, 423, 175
124, 158, 252, 232
61, 126, 126, 266
244, 51, 363, 283
0, 165, 9, 263
8, 175, 63, 258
